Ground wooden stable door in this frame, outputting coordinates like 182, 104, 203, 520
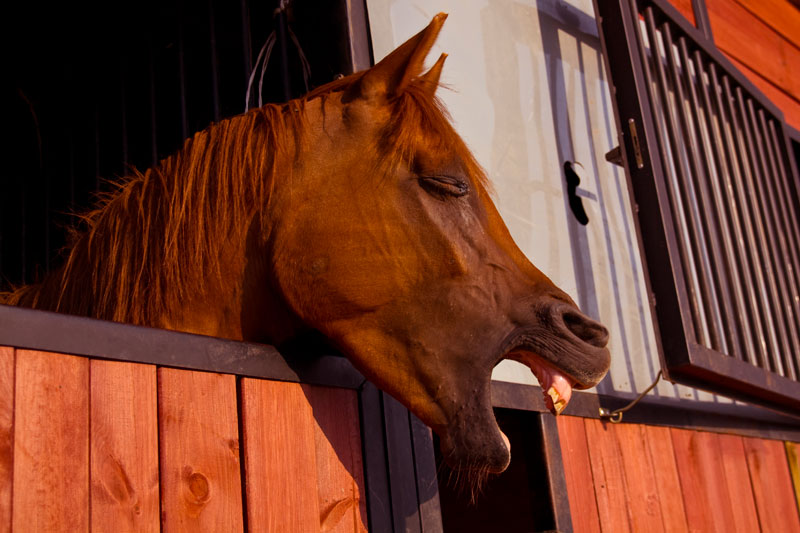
0, 346, 367, 532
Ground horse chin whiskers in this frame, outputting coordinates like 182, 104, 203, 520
438, 457, 497, 505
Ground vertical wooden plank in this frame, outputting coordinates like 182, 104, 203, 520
671, 429, 736, 533
91, 360, 160, 532
642, 425, 688, 533
383, 391, 422, 533
583, 418, 631, 532
410, 413, 443, 533
358, 382, 394, 533
716, 434, 760, 533
0, 347, 14, 533
787, 441, 800, 514
743, 436, 800, 532
304, 385, 368, 533
241, 379, 320, 532
12, 350, 89, 532
556, 416, 601, 533
158, 368, 243, 532
615, 423, 666, 532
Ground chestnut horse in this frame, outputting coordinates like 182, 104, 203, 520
2, 14, 610, 479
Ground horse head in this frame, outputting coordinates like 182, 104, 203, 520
265, 13, 610, 479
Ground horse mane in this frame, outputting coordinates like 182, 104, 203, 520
1, 72, 488, 326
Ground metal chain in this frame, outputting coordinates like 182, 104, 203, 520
598, 370, 663, 423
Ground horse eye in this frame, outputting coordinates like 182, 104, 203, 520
419, 176, 469, 198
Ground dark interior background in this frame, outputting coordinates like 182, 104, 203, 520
3, 0, 364, 289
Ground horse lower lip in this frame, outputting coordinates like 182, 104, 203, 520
505, 350, 575, 415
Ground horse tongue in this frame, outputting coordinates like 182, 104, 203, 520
512, 352, 574, 415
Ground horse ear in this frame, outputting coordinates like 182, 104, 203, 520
419, 53, 447, 97
347, 13, 447, 102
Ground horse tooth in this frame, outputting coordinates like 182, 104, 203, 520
547, 386, 566, 416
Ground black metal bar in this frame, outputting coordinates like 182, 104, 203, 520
208, 0, 221, 122
644, 11, 716, 347
734, 89, 789, 375
686, 47, 754, 363
646, 0, 785, 121
708, 65, 770, 369
344, 0, 373, 72
690, 0, 713, 41
754, 110, 800, 380
720, 75, 779, 369
275, 9, 293, 102
625, 0, 700, 350
663, 28, 734, 356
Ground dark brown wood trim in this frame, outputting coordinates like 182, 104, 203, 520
492, 380, 800, 442
0, 304, 364, 389
538, 414, 574, 532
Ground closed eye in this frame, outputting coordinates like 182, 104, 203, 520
418, 175, 469, 198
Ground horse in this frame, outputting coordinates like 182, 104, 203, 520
2, 13, 610, 482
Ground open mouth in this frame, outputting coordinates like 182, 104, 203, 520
505, 350, 577, 415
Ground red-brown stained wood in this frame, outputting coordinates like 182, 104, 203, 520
716, 434, 760, 533
241, 379, 320, 532
743, 436, 800, 532
91, 360, 160, 533
726, 55, 800, 130
158, 368, 243, 533
735, 0, 800, 52
706, 0, 800, 101
0, 347, 14, 533
668, 0, 697, 25
584, 418, 631, 532
556, 416, 601, 533
787, 442, 800, 514
304, 385, 368, 533
614, 423, 665, 532
643, 425, 688, 533
12, 350, 89, 532
671, 429, 736, 533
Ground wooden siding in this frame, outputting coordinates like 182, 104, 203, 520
558, 415, 800, 532
669, 0, 800, 129
0, 346, 367, 532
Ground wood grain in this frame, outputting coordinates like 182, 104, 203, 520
304, 385, 368, 533
787, 441, 800, 516
91, 360, 160, 533
743, 436, 800, 532
643, 425, 688, 533
669, 0, 697, 25
241, 379, 320, 532
584, 418, 631, 532
735, 0, 800, 49
615, 423, 665, 532
706, 0, 800, 101
726, 54, 800, 130
158, 368, 243, 532
671, 428, 736, 533
716, 434, 760, 533
12, 350, 89, 532
556, 416, 600, 533
0, 347, 14, 533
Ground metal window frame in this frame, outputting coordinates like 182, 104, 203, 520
593, 0, 800, 414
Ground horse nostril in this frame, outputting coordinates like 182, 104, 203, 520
562, 310, 610, 348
